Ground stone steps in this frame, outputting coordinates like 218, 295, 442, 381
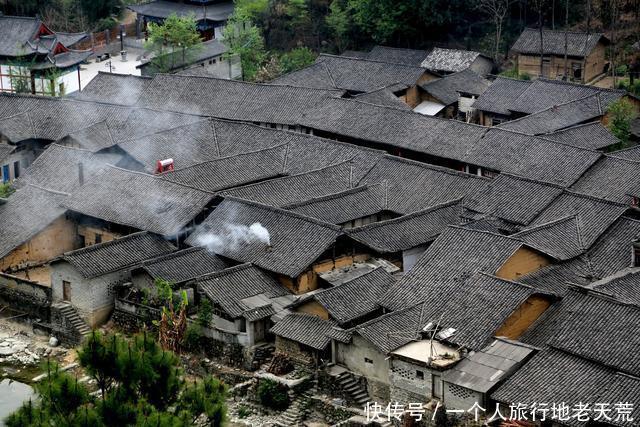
276, 383, 317, 426
336, 371, 371, 408
54, 303, 92, 336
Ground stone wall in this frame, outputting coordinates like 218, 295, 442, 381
0, 272, 51, 321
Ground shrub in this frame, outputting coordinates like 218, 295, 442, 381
237, 405, 252, 419
197, 299, 213, 328
257, 379, 289, 410
279, 47, 316, 74
183, 323, 203, 351
0, 183, 14, 198
607, 98, 638, 145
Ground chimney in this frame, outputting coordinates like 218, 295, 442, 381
78, 162, 84, 186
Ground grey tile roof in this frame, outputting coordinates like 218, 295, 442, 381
137, 247, 229, 284
135, 74, 339, 125
270, 313, 338, 350
513, 216, 584, 260
284, 184, 385, 225
590, 268, 640, 306
197, 263, 290, 319
75, 73, 152, 106
0, 143, 16, 163
0, 98, 131, 142
352, 87, 412, 110
503, 78, 625, 115
0, 184, 69, 259
463, 173, 563, 226
420, 69, 489, 105
138, 39, 228, 72
57, 231, 176, 279
272, 54, 428, 93
529, 191, 628, 250
420, 48, 485, 73
222, 161, 354, 208
496, 93, 611, 134
491, 348, 616, 427
354, 303, 426, 354
186, 197, 342, 277
14, 144, 110, 193
442, 338, 536, 393
569, 155, 640, 204
519, 257, 591, 296
511, 28, 606, 56
64, 165, 216, 236
547, 289, 640, 376
380, 226, 525, 310
61, 120, 117, 152
160, 144, 289, 192
471, 77, 533, 115
112, 107, 203, 142
359, 155, 488, 214
366, 46, 430, 66
582, 217, 640, 282
127, 0, 234, 21
609, 144, 640, 161
467, 129, 601, 186
312, 267, 394, 324
347, 199, 463, 252
542, 122, 620, 150
597, 373, 640, 427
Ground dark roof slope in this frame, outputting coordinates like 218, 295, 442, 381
62, 120, 117, 152
591, 268, 640, 306
137, 247, 228, 284
186, 197, 342, 277
610, 144, 640, 162
75, 73, 152, 106
223, 161, 354, 207
359, 155, 488, 214
420, 69, 489, 105
0, 185, 69, 259
513, 216, 584, 260
471, 77, 533, 115
313, 268, 393, 324
284, 184, 385, 225
464, 173, 563, 226
529, 191, 627, 250
511, 28, 607, 56
366, 46, 430, 66
135, 74, 339, 125
543, 122, 619, 150
160, 144, 289, 192
64, 166, 216, 236
354, 304, 426, 354
353, 87, 412, 110
380, 226, 525, 310
57, 231, 176, 278
270, 313, 338, 350
347, 199, 463, 252
127, 0, 234, 21
198, 263, 290, 319
570, 155, 640, 204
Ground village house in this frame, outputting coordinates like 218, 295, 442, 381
510, 28, 609, 82
417, 69, 489, 119
137, 39, 241, 79
185, 197, 367, 295
127, 0, 234, 41
49, 231, 176, 327
0, 15, 90, 95
420, 48, 494, 76
197, 263, 294, 348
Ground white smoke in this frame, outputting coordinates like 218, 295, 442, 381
195, 222, 270, 254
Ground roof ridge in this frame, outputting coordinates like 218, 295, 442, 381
562, 189, 627, 207
99, 164, 217, 195
499, 172, 565, 188
117, 116, 210, 143
154, 72, 344, 93
375, 154, 490, 181
61, 231, 152, 257
492, 127, 601, 154
515, 215, 578, 235
282, 184, 372, 209
448, 224, 524, 242
349, 198, 463, 232
522, 27, 604, 36
192, 262, 256, 282
222, 196, 343, 232
475, 271, 552, 294
24, 183, 71, 196
535, 77, 625, 94
140, 246, 203, 266
160, 143, 289, 174
318, 53, 427, 70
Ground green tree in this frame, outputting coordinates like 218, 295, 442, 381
0, 183, 15, 199
6, 332, 227, 426
326, 0, 351, 52
280, 46, 317, 74
145, 13, 203, 73
607, 98, 638, 147
222, 11, 268, 81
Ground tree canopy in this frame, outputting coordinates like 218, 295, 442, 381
5, 332, 227, 427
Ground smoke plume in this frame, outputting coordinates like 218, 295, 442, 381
195, 222, 270, 254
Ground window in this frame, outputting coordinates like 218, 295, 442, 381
95, 233, 102, 244
364, 357, 373, 364
633, 244, 640, 267
63, 281, 71, 301
416, 370, 424, 380
13, 161, 20, 179
79, 235, 86, 247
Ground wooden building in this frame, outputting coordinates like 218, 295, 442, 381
511, 28, 609, 82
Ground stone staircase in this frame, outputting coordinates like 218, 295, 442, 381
336, 371, 370, 408
52, 302, 91, 337
251, 342, 275, 370
276, 382, 317, 426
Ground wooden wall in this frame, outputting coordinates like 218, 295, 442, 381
516, 41, 606, 82
496, 247, 551, 281
494, 295, 552, 339
295, 299, 329, 320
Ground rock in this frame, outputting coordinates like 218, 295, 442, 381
48, 337, 59, 347
0, 347, 16, 356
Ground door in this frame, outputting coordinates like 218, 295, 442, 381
432, 374, 443, 399
2, 164, 9, 183
63, 281, 71, 301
